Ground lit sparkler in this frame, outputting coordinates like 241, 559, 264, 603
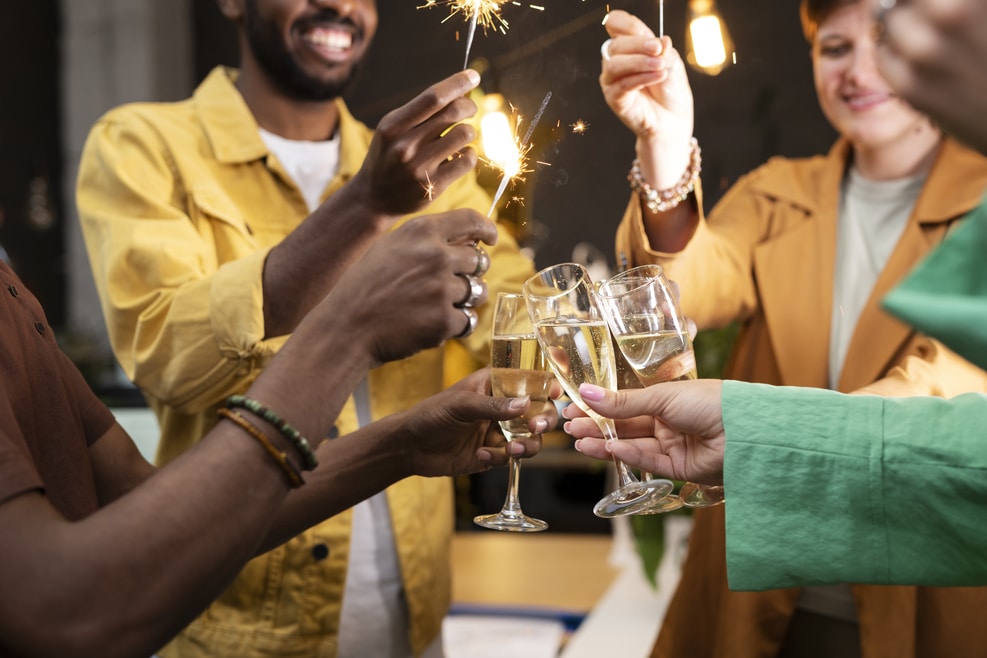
485, 91, 552, 217
418, 0, 511, 69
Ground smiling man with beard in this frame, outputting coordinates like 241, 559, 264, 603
76, 1, 535, 657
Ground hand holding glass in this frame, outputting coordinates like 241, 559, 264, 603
474, 293, 552, 532
600, 264, 724, 508
524, 263, 673, 518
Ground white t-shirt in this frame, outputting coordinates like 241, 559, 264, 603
800, 165, 925, 623
260, 129, 443, 657
828, 165, 924, 389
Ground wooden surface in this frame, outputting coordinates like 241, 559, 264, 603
450, 532, 618, 613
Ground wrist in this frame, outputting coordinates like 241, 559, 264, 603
629, 137, 701, 215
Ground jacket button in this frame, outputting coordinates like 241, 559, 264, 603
7, 284, 17, 297
34, 322, 45, 335
312, 543, 330, 561
326, 425, 339, 439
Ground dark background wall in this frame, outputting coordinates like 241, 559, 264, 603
193, 0, 836, 270
0, 1, 63, 322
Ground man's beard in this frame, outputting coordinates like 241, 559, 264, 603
243, 0, 360, 102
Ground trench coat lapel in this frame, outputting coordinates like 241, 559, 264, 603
837, 138, 986, 392
751, 142, 848, 388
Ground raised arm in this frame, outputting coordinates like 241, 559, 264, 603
601, 9, 698, 252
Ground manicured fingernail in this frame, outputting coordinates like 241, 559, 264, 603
532, 418, 548, 432
508, 396, 528, 411
579, 383, 605, 401
563, 421, 572, 433
573, 438, 583, 452
465, 69, 481, 86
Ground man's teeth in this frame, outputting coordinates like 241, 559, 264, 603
306, 31, 352, 50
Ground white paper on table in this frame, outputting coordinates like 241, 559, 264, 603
443, 615, 565, 658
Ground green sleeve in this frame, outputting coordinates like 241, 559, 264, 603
722, 380, 987, 590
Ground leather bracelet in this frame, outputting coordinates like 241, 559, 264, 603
628, 137, 701, 214
218, 408, 305, 488
226, 395, 318, 470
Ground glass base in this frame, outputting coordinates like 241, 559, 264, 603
474, 511, 548, 533
635, 493, 685, 515
679, 483, 725, 508
593, 478, 675, 518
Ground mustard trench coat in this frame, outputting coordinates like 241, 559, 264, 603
615, 137, 987, 658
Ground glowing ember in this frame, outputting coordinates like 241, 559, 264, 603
570, 120, 589, 134
422, 171, 436, 201
418, 0, 510, 34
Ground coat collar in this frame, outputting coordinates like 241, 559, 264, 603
748, 137, 985, 226
747, 136, 987, 391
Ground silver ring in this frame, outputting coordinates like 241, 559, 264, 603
472, 243, 490, 277
600, 38, 613, 62
455, 307, 478, 339
457, 273, 484, 308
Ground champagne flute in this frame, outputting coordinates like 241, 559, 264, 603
474, 293, 552, 532
599, 264, 724, 509
523, 263, 673, 518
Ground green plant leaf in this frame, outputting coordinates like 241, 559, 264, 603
630, 513, 665, 589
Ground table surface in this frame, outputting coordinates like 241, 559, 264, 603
450, 532, 618, 613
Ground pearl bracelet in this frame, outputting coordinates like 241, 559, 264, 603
628, 137, 702, 214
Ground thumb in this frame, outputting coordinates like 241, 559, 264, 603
578, 383, 665, 420
459, 393, 530, 423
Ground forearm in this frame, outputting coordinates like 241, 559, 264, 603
6, 319, 376, 656
259, 412, 413, 551
723, 382, 987, 589
2, 428, 291, 658
262, 180, 394, 337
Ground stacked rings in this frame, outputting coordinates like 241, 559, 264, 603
472, 242, 490, 277
457, 274, 484, 309
456, 307, 479, 339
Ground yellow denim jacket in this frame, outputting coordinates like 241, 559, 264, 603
77, 67, 535, 657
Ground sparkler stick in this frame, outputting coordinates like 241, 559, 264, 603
487, 91, 552, 217
660, 0, 664, 37
463, 13, 478, 69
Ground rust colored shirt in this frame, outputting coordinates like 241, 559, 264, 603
0, 262, 115, 520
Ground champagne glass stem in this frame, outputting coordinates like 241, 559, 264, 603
598, 416, 641, 489
500, 455, 524, 517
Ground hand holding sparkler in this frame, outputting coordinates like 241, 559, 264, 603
351, 69, 483, 217
600, 10, 695, 194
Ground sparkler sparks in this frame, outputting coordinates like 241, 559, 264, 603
418, 0, 512, 68
570, 120, 589, 134
486, 91, 552, 217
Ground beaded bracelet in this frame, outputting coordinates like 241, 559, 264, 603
226, 395, 319, 470
218, 408, 305, 488
628, 137, 702, 214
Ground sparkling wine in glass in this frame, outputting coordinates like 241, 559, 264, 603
600, 264, 724, 509
523, 263, 673, 518
474, 293, 552, 532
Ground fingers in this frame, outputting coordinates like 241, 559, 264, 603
428, 208, 499, 249
604, 9, 658, 39
379, 69, 481, 134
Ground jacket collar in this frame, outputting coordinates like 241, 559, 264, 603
193, 66, 363, 180
747, 136, 984, 225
